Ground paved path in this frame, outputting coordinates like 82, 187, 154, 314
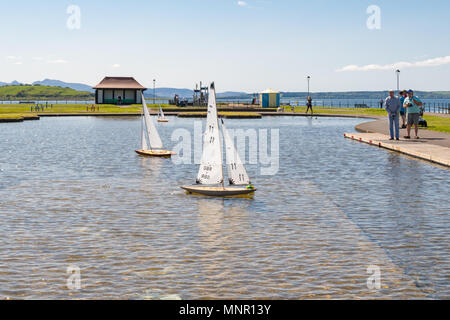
348, 117, 450, 167
356, 118, 450, 148
344, 132, 450, 167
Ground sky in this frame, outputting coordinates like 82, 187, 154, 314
1, 0, 450, 92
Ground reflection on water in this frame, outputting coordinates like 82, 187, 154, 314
0, 116, 448, 299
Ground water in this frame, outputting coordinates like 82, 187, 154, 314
0, 116, 448, 299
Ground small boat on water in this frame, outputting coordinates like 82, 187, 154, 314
135, 94, 174, 157
181, 82, 256, 197
157, 105, 169, 122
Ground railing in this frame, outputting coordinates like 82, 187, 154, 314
1, 99, 449, 114
423, 103, 450, 114
280, 100, 450, 114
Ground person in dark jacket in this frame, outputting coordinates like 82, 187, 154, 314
306, 96, 313, 115
385, 90, 402, 140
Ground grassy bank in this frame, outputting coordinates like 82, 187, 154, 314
0, 114, 39, 122
423, 115, 450, 133
0, 85, 93, 100
0, 103, 448, 133
0, 114, 24, 120
284, 106, 387, 116
284, 106, 450, 133
0, 103, 274, 114
178, 112, 262, 119
0, 104, 142, 114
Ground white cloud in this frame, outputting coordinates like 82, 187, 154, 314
6, 56, 23, 65
112, 64, 121, 68
337, 55, 450, 72
237, 1, 248, 7
32, 57, 44, 61
48, 59, 68, 64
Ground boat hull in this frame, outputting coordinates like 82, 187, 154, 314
135, 149, 174, 157
158, 119, 169, 123
181, 186, 256, 197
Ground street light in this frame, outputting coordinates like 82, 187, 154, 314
153, 79, 156, 105
396, 70, 400, 92
307, 76, 311, 96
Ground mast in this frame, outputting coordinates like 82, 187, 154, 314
196, 82, 224, 185
219, 117, 225, 190
141, 110, 148, 150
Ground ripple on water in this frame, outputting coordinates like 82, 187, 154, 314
0, 116, 448, 299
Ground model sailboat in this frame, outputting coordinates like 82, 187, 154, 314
181, 82, 256, 197
135, 94, 174, 157
157, 105, 169, 122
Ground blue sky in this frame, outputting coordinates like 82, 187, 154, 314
1, 0, 449, 92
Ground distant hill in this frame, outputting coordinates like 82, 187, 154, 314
218, 91, 250, 98
145, 88, 194, 99
0, 80, 24, 87
32, 79, 94, 93
1, 78, 449, 100
0, 85, 94, 100
145, 88, 249, 99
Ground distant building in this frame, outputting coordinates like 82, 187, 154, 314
260, 89, 280, 108
93, 77, 147, 104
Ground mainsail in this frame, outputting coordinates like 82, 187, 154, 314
142, 94, 163, 149
196, 83, 224, 185
222, 119, 250, 185
141, 116, 149, 150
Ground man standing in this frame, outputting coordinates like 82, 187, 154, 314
306, 96, 313, 115
403, 89, 423, 139
399, 90, 407, 128
385, 90, 401, 140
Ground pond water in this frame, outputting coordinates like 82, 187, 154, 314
0, 116, 448, 299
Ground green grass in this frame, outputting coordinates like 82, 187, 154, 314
1, 103, 448, 133
0, 113, 39, 121
423, 115, 450, 133
0, 114, 24, 120
0, 85, 93, 100
0, 103, 273, 114
178, 112, 261, 118
0, 104, 142, 114
283, 106, 387, 116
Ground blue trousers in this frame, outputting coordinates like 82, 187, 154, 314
389, 113, 399, 139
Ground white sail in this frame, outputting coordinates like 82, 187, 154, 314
159, 105, 165, 119
142, 94, 163, 149
222, 120, 250, 185
141, 116, 149, 150
196, 83, 224, 185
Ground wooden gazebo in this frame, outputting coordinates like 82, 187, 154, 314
93, 77, 147, 104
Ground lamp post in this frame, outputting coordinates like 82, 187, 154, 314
153, 79, 156, 105
396, 70, 400, 92
307, 76, 311, 96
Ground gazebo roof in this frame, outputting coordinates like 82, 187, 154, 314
260, 88, 279, 94
93, 77, 147, 90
